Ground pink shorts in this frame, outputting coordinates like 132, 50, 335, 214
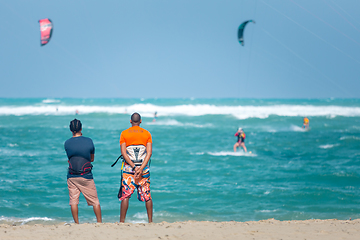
67, 178, 100, 206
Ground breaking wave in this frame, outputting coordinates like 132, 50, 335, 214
0, 103, 360, 119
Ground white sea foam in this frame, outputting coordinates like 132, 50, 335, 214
146, 119, 182, 126
193, 152, 205, 155
290, 125, 307, 132
42, 99, 60, 103
207, 151, 256, 157
146, 119, 213, 128
258, 209, 278, 213
7, 143, 18, 147
1, 103, 360, 119
0, 216, 54, 225
0, 148, 40, 157
129, 212, 149, 223
319, 144, 340, 149
0, 179, 15, 183
340, 136, 360, 141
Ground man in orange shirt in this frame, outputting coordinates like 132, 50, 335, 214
119, 112, 153, 223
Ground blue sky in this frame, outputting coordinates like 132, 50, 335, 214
1, 0, 359, 98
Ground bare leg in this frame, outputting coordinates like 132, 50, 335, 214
145, 199, 153, 223
70, 205, 79, 224
120, 198, 130, 223
233, 143, 239, 152
93, 205, 102, 223
241, 143, 247, 152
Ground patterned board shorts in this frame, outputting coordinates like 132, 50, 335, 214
119, 165, 151, 202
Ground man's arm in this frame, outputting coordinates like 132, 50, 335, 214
135, 142, 152, 179
121, 143, 137, 169
141, 142, 152, 169
90, 154, 94, 162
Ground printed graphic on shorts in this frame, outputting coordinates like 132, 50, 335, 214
119, 171, 151, 202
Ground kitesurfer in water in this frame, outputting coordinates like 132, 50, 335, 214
153, 111, 158, 122
233, 128, 247, 152
119, 113, 153, 223
303, 117, 309, 130
64, 119, 102, 224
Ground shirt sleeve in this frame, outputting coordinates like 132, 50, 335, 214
147, 132, 153, 144
64, 140, 70, 159
90, 139, 95, 154
119, 132, 125, 145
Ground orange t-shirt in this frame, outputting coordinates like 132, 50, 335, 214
120, 126, 152, 147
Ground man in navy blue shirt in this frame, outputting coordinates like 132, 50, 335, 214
64, 119, 102, 224
65, 135, 95, 179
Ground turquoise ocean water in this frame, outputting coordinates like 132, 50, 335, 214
0, 98, 360, 225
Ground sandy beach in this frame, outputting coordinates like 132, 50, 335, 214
1, 219, 359, 240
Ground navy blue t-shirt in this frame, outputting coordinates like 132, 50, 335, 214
64, 136, 95, 179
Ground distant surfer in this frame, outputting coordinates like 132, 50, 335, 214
302, 117, 309, 130
75, 109, 79, 115
233, 128, 247, 152
64, 119, 102, 224
153, 111, 157, 122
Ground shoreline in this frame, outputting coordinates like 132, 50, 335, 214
1, 219, 359, 240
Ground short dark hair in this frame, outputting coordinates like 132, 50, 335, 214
70, 119, 82, 133
131, 112, 141, 123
